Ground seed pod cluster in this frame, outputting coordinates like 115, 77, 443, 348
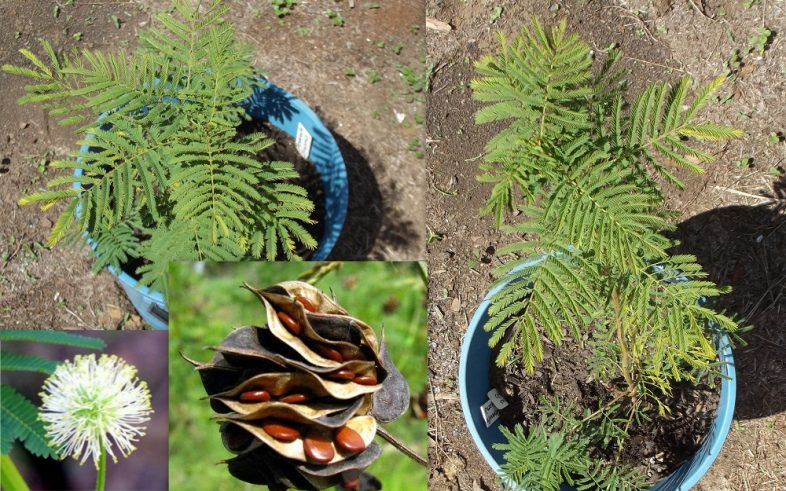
186, 281, 411, 490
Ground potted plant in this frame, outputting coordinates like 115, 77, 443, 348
459, 19, 743, 489
2, 0, 348, 329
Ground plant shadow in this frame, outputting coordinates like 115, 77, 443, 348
674, 176, 786, 420
245, 82, 298, 123
317, 127, 420, 260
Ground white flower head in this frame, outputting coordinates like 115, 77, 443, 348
39, 353, 153, 468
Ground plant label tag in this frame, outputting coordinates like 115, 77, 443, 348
295, 122, 312, 160
487, 388, 509, 410
481, 399, 500, 428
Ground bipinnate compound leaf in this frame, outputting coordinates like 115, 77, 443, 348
0, 352, 58, 374
0, 331, 105, 350
2, 0, 318, 292
473, 18, 743, 491
0, 385, 57, 458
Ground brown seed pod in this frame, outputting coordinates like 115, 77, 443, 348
192, 281, 413, 490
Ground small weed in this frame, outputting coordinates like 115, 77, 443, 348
53, 4, 60, 18
391, 43, 403, 55
325, 9, 344, 27
406, 138, 424, 159
736, 157, 753, 169
716, 92, 734, 105
726, 48, 743, 70
768, 132, 783, 145
36, 153, 52, 175
489, 6, 503, 24
295, 26, 311, 35
72, 32, 83, 41
749, 26, 773, 56
467, 259, 479, 269
270, 0, 296, 17
15, 31, 21, 39
398, 65, 426, 92
769, 166, 783, 177
366, 69, 382, 84
110, 14, 122, 29
743, 0, 759, 8
374, 40, 386, 49
371, 111, 381, 120
414, 112, 424, 125
410, 24, 420, 35
343, 67, 356, 77
427, 227, 444, 243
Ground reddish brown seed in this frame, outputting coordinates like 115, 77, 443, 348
334, 426, 366, 454
341, 470, 361, 490
327, 369, 355, 381
279, 392, 312, 404
277, 311, 301, 336
314, 344, 344, 362
352, 374, 378, 386
303, 431, 334, 464
295, 295, 316, 313
261, 420, 300, 442
239, 390, 271, 402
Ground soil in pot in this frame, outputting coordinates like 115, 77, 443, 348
237, 119, 326, 259
489, 334, 720, 483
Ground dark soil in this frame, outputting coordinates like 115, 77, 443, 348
490, 336, 720, 483
236, 120, 326, 258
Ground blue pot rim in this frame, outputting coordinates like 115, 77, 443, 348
71, 78, 348, 310
458, 255, 736, 490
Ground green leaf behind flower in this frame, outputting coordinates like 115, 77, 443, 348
0, 385, 57, 458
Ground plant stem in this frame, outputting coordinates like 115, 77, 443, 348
0, 455, 31, 491
297, 262, 343, 284
95, 440, 106, 491
611, 288, 635, 392
376, 426, 427, 467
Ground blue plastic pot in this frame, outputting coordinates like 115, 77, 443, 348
73, 79, 348, 330
459, 256, 736, 490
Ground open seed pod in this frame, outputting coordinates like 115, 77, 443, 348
188, 281, 413, 490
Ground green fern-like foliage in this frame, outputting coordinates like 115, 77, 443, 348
2, 0, 316, 292
474, 18, 743, 489
0, 386, 56, 458
496, 424, 589, 491
495, 398, 650, 491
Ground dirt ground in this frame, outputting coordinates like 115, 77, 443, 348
425, 1, 785, 490
0, 0, 425, 329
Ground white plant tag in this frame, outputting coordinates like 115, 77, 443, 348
480, 399, 500, 428
295, 122, 312, 160
487, 388, 509, 410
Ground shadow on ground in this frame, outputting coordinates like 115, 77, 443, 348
675, 176, 786, 420
326, 130, 420, 260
